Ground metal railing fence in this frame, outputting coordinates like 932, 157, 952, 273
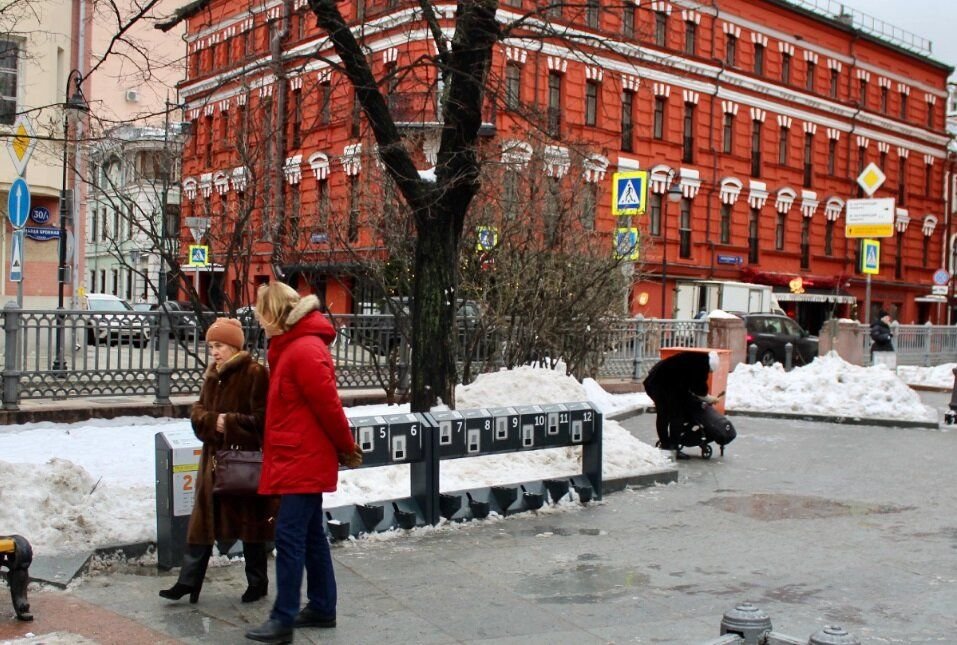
597, 318, 709, 380
859, 323, 957, 366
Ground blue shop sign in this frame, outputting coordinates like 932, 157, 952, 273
717, 254, 743, 265
24, 226, 60, 241
30, 206, 50, 224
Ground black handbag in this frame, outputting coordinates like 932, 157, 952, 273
212, 449, 263, 496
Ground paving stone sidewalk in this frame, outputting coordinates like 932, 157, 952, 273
2, 393, 954, 644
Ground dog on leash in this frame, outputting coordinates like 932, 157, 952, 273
0, 535, 33, 621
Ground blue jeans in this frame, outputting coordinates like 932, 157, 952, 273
270, 494, 337, 626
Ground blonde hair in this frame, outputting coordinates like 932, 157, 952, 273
254, 282, 300, 336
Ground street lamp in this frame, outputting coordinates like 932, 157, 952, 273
660, 171, 684, 318
52, 69, 89, 372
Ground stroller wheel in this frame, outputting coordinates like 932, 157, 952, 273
701, 444, 713, 459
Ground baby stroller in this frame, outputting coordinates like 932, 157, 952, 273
643, 350, 736, 459
666, 393, 736, 459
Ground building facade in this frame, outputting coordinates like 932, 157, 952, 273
0, 0, 89, 307
174, 0, 952, 326
87, 125, 183, 303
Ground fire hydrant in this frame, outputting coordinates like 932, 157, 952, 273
0, 534, 33, 621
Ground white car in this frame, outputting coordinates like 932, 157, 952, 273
82, 293, 151, 346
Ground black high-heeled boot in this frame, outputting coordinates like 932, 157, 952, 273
158, 582, 200, 604
241, 583, 268, 603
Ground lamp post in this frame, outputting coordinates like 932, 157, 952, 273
660, 172, 684, 318
52, 69, 89, 373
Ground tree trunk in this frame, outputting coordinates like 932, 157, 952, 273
410, 207, 457, 411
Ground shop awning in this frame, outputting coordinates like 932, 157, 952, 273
774, 292, 856, 304
914, 295, 947, 303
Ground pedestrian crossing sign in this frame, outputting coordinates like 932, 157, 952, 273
476, 226, 498, 251
613, 227, 640, 261
188, 245, 210, 267
612, 170, 649, 216
861, 239, 880, 275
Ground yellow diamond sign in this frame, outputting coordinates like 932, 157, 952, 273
856, 161, 886, 197
5, 114, 37, 176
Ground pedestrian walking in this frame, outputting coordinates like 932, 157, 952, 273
159, 318, 276, 605
870, 310, 896, 368
870, 310, 894, 353
246, 283, 362, 645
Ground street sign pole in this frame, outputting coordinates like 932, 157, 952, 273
864, 274, 871, 326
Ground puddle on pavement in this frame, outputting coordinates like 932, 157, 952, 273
509, 526, 608, 538
702, 493, 913, 521
515, 562, 651, 604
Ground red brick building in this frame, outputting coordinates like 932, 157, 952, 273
175, 0, 952, 328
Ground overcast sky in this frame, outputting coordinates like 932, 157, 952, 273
843, 0, 957, 76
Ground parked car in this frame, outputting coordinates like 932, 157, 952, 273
150, 300, 216, 339
82, 293, 151, 346
357, 297, 483, 356
236, 306, 266, 349
737, 313, 818, 367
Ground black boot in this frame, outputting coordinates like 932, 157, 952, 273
241, 583, 268, 603
158, 582, 200, 604
163, 544, 212, 604
245, 618, 293, 643
242, 542, 269, 603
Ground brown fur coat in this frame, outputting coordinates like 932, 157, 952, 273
187, 352, 277, 545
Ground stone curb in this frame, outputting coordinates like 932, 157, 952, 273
26, 468, 678, 587
725, 408, 939, 429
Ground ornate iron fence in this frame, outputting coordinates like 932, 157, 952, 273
0, 304, 711, 407
597, 318, 709, 380
858, 323, 957, 366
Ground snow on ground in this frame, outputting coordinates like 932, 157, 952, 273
0, 367, 667, 555
897, 363, 956, 389
726, 352, 936, 422
1, 358, 947, 555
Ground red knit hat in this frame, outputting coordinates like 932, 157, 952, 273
205, 318, 244, 349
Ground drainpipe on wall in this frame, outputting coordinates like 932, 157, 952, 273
844, 30, 862, 318
707, 0, 725, 279
269, 0, 291, 279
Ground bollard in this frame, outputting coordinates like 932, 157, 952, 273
946, 367, 957, 424
2, 302, 21, 411
784, 342, 793, 371
807, 625, 861, 645
748, 343, 758, 364
720, 602, 772, 644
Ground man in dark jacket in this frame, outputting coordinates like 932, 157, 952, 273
870, 310, 894, 354
643, 351, 718, 460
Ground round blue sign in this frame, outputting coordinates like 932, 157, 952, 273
933, 269, 951, 286
30, 206, 50, 224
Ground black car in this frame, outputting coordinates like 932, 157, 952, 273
738, 313, 818, 367
357, 298, 482, 356
150, 300, 217, 339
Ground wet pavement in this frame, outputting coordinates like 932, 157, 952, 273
2, 393, 956, 643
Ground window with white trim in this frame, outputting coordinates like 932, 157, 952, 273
0, 40, 18, 124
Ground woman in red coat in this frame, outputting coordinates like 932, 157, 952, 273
246, 283, 361, 645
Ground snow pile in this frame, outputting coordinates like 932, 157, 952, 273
0, 367, 667, 554
726, 352, 936, 422
0, 459, 153, 553
897, 363, 956, 389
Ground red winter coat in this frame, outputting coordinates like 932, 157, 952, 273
258, 295, 355, 495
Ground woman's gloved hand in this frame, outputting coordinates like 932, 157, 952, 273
338, 444, 363, 469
